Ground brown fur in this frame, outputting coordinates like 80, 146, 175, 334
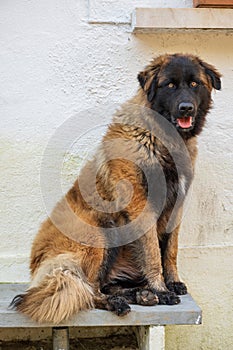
11, 54, 221, 323
15, 254, 94, 323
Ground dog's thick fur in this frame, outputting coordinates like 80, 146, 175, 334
11, 54, 221, 323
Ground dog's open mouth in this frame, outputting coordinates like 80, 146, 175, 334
171, 115, 194, 130
176, 116, 193, 129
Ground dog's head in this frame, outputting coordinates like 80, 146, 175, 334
138, 54, 221, 137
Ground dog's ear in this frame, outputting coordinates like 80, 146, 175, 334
137, 70, 147, 90
137, 70, 159, 102
199, 60, 222, 90
147, 76, 158, 102
137, 58, 163, 102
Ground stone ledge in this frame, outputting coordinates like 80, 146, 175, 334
0, 284, 201, 328
132, 8, 233, 32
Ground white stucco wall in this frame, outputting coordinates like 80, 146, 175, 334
0, 1, 232, 349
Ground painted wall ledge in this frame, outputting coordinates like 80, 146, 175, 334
132, 8, 233, 32
1, 284, 201, 327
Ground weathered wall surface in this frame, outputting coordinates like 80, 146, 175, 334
0, 1, 232, 349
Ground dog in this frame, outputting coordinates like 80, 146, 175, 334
11, 54, 221, 323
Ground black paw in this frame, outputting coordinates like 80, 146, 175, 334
166, 282, 187, 295
107, 296, 131, 316
156, 291, 180, 305
136, 289, 159, 306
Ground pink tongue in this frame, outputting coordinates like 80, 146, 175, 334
177, 117, 192, 129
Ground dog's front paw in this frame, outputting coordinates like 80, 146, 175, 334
156, 291, 180, 305
166, 281, 187, 295
107, 296, 131, 316
136, 289, 159, 306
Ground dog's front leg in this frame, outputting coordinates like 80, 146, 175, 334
161, 224, 188, 295
137, 225, 180, 305
124, 184, 180, 305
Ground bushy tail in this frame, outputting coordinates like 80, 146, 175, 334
10, 254, 94, 323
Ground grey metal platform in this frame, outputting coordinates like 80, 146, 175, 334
0, 284, 202, 349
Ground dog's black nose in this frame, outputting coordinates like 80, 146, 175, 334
179, 102, 194, 114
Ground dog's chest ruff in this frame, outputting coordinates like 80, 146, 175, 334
130, 128, 194, 204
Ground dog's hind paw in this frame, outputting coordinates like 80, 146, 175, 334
107, 296, 131, 316
136, 289, 159, 306
156, 291, 180, 305
166, 281, 187, 295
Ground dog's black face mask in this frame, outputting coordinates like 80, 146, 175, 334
138, 54, 221, 138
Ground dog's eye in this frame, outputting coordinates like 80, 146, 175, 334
168, 83, 176, 89
190, 81, 198, 88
